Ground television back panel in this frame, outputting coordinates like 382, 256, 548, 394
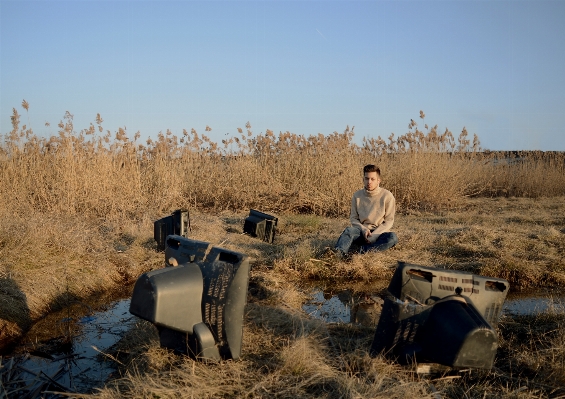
199, 246, 250, 360
370, 296, 498, 369
388, 262, 509, 327
243, 215, 266, 239
131, 236, 250, 361
264, 219, 276, 243
129, 263, 204, 333
172, 209, 189, 237
154, 209, 189, 251
154, 216, 173, 251
243, 209, 278, 243
165, 235, 210, 266
370, 296, 431, 359
416, 297, 498, 369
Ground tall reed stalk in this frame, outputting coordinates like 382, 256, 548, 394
2, 103, 564, 219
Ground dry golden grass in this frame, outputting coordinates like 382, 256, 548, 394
46, 196, 559, 399
87, 302, 435, 399
2, 105, 564, 220
0, 198, 562, 398
1, 103, 565, 397
245, 197, 565, 295
87, 288, 565, 399
0, 208, 161, 347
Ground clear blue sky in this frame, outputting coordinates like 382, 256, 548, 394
1, 0, 564, 151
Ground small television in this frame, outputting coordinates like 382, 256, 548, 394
129, 236, 250, 361
154, 209, 189, 250
243, 209, 278, 243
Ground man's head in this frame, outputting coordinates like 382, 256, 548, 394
363, 164, 381, 191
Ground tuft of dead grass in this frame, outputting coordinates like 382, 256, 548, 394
0, 208, 162, 346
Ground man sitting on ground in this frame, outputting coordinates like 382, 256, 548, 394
332, 164, 398, 259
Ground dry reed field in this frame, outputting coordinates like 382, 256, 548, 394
2, 104, 565, 219
1, 102, 565, 398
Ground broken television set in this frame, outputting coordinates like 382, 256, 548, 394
153, 209, 190, 251
370, 261, 509, 369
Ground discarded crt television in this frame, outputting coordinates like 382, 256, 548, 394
370, 262, 509, 369
243, 209, 278, 243
129, 235, 250, 361
154, 209, 189, 250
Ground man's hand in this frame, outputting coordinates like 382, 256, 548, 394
364, 229, 372, 242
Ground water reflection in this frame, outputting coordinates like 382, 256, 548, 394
303, 288, 565, 325
303, 290, 351, 324
1, 298, 134, 397
302, 289, 384, 327
503, 294, 565, 316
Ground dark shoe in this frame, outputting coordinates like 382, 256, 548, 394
335, 249, 346, 260
321, 247, 344, 261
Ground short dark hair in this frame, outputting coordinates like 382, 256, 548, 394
363, 164, 381, 176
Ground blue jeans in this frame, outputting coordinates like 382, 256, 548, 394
335, 226, 398, 254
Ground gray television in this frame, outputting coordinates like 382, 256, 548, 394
370, 262, 509, 369
130, 236, 250, 360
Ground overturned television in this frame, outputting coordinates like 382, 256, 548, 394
370, 262, 509, 369
154, 209, 190, 250
129, 236, 250, 361
243, 209, 278, 243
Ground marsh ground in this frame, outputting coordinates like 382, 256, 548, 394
2, 196, 563, 398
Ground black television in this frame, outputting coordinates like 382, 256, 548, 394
129, 236, 250, 361
154, 209, 189, 251
243, 209, 278, 243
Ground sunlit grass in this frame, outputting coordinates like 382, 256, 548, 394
3, 103, 564, 220
1, 103, 565, 398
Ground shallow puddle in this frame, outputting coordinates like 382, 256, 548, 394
503, 293, 565, 316
1, 296, 135, 397
303, 288, 565, 326
302, 290, 352, 324
302, 289, 384, 327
